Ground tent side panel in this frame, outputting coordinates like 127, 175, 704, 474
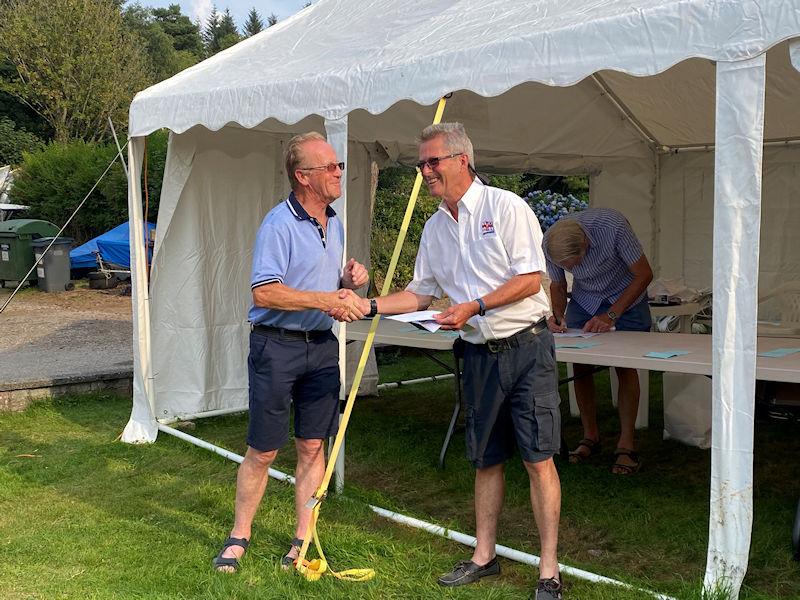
149, 127, 290, 420
589, 156, 657, 263
657, 146, 800, 302
122, 137, 158, 443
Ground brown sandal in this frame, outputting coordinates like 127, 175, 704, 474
568, 438, 601, 464
612, 448, 641, 475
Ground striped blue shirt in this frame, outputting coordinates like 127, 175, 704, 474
248, 193, 343, 331
544, 208, 646, 315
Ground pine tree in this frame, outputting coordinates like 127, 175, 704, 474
216, 8, 240, 51
202, 5, 220, 55
267, 13, 278, 27
243, 8, 263, 37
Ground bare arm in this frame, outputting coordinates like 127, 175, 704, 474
253, 283, 364, 320
435, 272, 541, 330
373, 290, 435, 314
547, 280, 569, 332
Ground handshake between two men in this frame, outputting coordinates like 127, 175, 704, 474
324, 257, 370, 322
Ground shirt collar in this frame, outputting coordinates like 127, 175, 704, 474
287, 191, 336, 221
436, 177, 483, 216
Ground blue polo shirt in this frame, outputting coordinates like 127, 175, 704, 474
248, 193, 343, 331
544, 208, 646, 315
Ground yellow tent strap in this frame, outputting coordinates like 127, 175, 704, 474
295, 95, 449, 582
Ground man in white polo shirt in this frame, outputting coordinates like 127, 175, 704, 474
342, 123, 563, 599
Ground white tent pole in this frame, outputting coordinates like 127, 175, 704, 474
325, 116, 349, 494
704, 54, 766, 598
121, 137, 159, 443
157, 424, 674, 600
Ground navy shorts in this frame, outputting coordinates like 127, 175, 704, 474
566, 298, 652, 332
462, 326, 561, 469
247, 328, 341, 452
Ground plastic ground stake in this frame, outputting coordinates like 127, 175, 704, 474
295, 96, 449, 582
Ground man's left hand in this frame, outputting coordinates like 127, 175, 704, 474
341, 258, 369, 289
583, 314, 615, 333
434, 302, 477, 330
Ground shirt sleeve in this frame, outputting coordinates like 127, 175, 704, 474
546, 257, 567, 284
251, 219, 290, 290
496, 193, 547, 276
613, 214, 645, 267
405, 224, 443, 298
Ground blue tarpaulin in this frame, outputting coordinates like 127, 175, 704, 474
70, 221, 155, 270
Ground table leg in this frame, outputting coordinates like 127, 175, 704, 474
438, 352, 462, 469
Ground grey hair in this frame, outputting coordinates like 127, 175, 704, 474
418, 122, 475, 168
543, 219, 587, 265
285, 131, 327, 190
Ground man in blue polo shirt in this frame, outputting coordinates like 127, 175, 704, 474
213, 132, 368, 573
543, 208, 653, 475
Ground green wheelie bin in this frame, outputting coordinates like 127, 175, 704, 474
0, 219, 60, 287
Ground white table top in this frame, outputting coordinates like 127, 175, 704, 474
344, 317, 460, 351
345, 319, 800, 383
556, 331, 800, 383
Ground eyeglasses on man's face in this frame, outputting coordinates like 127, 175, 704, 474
298, 161, 345, 173
415, 153, 463, 172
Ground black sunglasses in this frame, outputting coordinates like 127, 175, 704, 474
415, 153, 463, 171
298, 162, 345, 173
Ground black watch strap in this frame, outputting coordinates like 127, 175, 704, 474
367, 298, 378, 317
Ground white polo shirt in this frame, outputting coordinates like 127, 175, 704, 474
406, 179, 550, 344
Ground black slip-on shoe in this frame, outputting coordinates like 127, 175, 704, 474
437, 557, 500, 587
533, 576, 563, 599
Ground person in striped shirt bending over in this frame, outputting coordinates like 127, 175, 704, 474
543, 208, 653, 474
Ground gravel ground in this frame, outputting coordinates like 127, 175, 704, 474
0, 284, 133, 387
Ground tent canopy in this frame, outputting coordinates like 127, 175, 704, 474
129, 0, 800, 144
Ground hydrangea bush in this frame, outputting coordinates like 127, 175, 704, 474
524, 190, 588, 230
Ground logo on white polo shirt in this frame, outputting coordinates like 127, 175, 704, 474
481, 220, 495, 236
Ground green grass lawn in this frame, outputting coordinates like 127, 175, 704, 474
0, 351, 798, 599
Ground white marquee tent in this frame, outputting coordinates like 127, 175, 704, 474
122, 1, 800, 596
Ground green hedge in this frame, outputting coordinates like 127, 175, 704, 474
10, 131, 167, 243
0, 117, 44, 166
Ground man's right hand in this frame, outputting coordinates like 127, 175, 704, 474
326, 289, 368, 322
547, 315, 567, 333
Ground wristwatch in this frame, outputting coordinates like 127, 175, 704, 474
606, 309, 618, 322
366, 298, 378, 318
474, 298, 486, 317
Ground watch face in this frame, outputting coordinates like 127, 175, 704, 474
607, 311, 617, 320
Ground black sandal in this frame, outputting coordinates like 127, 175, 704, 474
568, 438, 601, 464
281, 537, 304, 570
612, 447, 641, 475
212, 536, 250, 572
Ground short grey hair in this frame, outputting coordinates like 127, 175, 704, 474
418, 122, 475, 168
543, 219, 587, 265
285, 131, 327, 190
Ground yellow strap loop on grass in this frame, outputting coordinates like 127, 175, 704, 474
295, 95, 449, 582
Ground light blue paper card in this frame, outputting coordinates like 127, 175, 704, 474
556, 341, 601, 349
645, 350, 690, 359
758, 347, 800, 358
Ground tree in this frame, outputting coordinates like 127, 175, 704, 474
217, 8, 241, 51
243, 8, 264, 37
152, 4, 203, 57
202, 5, 221, 54
0, 116, 44, 166
123, 3, 187, 83
268, 13, 278, 27
0, 0, 149, 142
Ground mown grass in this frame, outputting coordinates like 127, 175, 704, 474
0, 351, 798, 599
